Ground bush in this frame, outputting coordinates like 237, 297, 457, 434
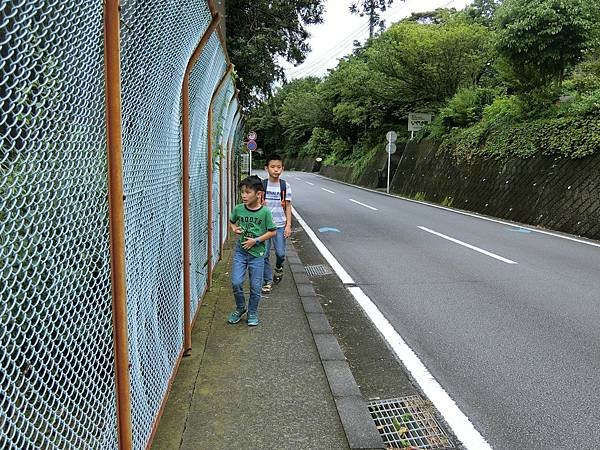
441, 116, 600, 160
481, 95, 526, 127
433, 87, 498, 133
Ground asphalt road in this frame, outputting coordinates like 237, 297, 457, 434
282, 170, 600, 450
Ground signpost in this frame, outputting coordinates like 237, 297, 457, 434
385, 132, 397, 194
408, 113, 432, 140
246, 131, 257, 175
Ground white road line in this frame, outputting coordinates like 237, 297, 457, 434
295, 177, 302, 181
349, 198, 378, 211
321, 188, 335, 194
311, 173, 600, 249
419, 226, 518, 265
305, 181, 315, 186
292, 207, 493, 450
292, 208, 353, 284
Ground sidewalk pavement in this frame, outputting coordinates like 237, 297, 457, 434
151, 239, 384, 450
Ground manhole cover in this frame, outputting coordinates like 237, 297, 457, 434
304, 264, 333, 277
368, 396, 453, 449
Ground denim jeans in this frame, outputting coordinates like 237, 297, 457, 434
263, 226, 286, 283
231, 244, 265, 315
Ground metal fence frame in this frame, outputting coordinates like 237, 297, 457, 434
1, 1, 243, 449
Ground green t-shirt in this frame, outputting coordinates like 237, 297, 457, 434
230, 204, 276, 257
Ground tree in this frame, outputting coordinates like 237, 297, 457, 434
226, 0, 325, 108
495, 0, 600, 88
350, 0, 397, 38
464, 0, 502, 27
365, 20, 491, 115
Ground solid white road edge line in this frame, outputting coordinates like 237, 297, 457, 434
308, 172, 600, 249
418, 226, 518, 264
291, 208, 354, 284
347, 286, 493, 450
292, 206, 493, 450
349, 198, 378, 211
321, 188, 335, 194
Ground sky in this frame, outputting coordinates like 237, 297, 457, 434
282, 0, 472, 80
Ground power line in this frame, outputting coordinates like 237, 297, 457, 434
286, 0, 463, 80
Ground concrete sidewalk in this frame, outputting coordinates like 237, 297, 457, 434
151, 240, 383, 450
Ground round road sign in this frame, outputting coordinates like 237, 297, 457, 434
246, 140, 257, 151
247, 131, 257, 141
386, 131, 397, 142
386, 142, 397, 154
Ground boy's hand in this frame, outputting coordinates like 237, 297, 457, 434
232, 225, 243, 235
284, 224, 292, 238
242, 237, 256, 250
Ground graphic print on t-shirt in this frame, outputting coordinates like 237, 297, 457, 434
264, 180, 292, 228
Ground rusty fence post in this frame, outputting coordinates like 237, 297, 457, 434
181, 15, 221, 354
207, 64, 233, 288
103, 1, 132, 449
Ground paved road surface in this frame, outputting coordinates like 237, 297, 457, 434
283, 171, 600, 450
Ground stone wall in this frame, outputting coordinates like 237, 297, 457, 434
390, 141, 600, 240
292, 142, 599, 240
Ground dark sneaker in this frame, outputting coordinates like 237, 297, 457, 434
227, 308, 247, 324
261, 282, 273, 294
273, 266, 284, 284
247, 313, 259, 326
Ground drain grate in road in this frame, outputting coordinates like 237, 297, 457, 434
305, 264, 333, 277
368, 396, 453, 449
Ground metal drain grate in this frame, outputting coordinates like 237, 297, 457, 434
368, 396, 453, 449
305, 264, 333, 277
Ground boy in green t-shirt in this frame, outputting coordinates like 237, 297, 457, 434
228, 176, 277, 326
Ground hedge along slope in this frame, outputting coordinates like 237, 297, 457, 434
391, 140, 600, 240
439, 116, 600, 161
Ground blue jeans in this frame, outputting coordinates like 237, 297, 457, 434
231, 244, 265, 315
263, 227, 286, 283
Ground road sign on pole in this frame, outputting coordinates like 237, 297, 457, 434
246, 140, 257, 151
385, 132, 398, 195
247, 131, 257, 141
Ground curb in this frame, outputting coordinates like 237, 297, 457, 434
287, 244, 384, 450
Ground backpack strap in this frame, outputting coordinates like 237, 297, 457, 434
279, 178, 286, 210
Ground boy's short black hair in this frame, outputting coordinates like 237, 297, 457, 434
239, 175, 265, 192
265, 154, 284, 166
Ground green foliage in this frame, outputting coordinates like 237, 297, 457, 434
366, 20, 491, 115
279, 78, 332, 148
481, 95, 526, 126
495, 0, 600, 89
440, 116, 600, 160
303, 127, 339, 156
247, 1, 600, 171
430, 87, 498, 137
226, 0, 325, 107
463, 0, 502, 27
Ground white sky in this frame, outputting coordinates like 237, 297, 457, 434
283, 0, 471, 80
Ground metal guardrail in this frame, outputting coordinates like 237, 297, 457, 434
0, 1, 243, 449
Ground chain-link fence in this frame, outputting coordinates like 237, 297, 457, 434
1, 1, 243, 449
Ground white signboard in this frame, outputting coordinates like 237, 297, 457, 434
240, 154, 250, 173
408, 113, 432, 132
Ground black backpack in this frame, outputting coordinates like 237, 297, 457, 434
261, 177, 287, 210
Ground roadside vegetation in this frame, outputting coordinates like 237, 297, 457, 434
244, 0, 600, 166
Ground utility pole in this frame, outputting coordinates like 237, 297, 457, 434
368, 0, 375, 39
